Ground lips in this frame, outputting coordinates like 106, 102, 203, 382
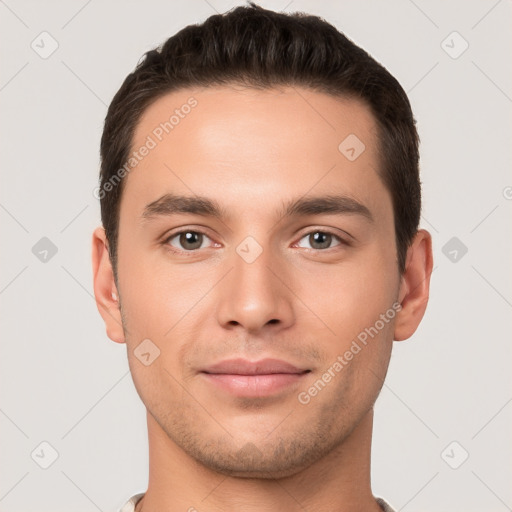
201, 358, 309, 376
200, 358, 310, 398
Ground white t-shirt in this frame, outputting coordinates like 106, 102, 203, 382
118, 492, 396, 511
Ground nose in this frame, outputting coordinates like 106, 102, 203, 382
215, 240, 295, 334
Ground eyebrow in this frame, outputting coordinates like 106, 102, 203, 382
141, 193, 373, 223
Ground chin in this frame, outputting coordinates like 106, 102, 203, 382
190, 438, 327, 480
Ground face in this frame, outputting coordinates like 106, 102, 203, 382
111, 86, 402, 477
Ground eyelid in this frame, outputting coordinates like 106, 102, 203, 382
294, 225, 353, 243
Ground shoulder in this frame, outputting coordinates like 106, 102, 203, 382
118, 492, 145, 512
375, 496, 396, 512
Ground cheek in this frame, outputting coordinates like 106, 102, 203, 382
127, 352, 185, 425
294, 253, 399, 344
117, 252, 212, 377
117, 243, 196, 334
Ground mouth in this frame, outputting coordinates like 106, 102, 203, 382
200, 358, 311, 398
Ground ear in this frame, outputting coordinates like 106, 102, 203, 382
91, 226, 125, 343
394, 229, 433, 341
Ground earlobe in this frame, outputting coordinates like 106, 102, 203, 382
394, 229, 433, 341
91, 226, 125, 344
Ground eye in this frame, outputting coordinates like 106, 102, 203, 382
296, 230, 345, 250
165, 230, 213, 251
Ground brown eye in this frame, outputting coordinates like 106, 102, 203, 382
297, 231, 343, 250
167, 231, 208, 251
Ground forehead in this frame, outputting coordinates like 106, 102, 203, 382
122, 85, 388, 220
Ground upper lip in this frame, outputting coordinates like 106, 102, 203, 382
201, 358, 309, 375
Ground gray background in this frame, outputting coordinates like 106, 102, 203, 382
0, 0, 511, 511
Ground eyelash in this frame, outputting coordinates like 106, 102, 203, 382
161, 228, 351, 255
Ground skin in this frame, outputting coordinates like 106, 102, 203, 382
92, 85, 433, 512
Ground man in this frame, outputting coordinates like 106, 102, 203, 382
92, 3, 433, 511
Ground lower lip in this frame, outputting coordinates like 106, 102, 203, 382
201, 372, 308, 397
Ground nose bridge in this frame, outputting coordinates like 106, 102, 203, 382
215, 234, 295, 331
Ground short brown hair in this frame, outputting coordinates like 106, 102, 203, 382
99, 2, 421, 278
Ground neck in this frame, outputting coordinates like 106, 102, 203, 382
136, 408, 382, 512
